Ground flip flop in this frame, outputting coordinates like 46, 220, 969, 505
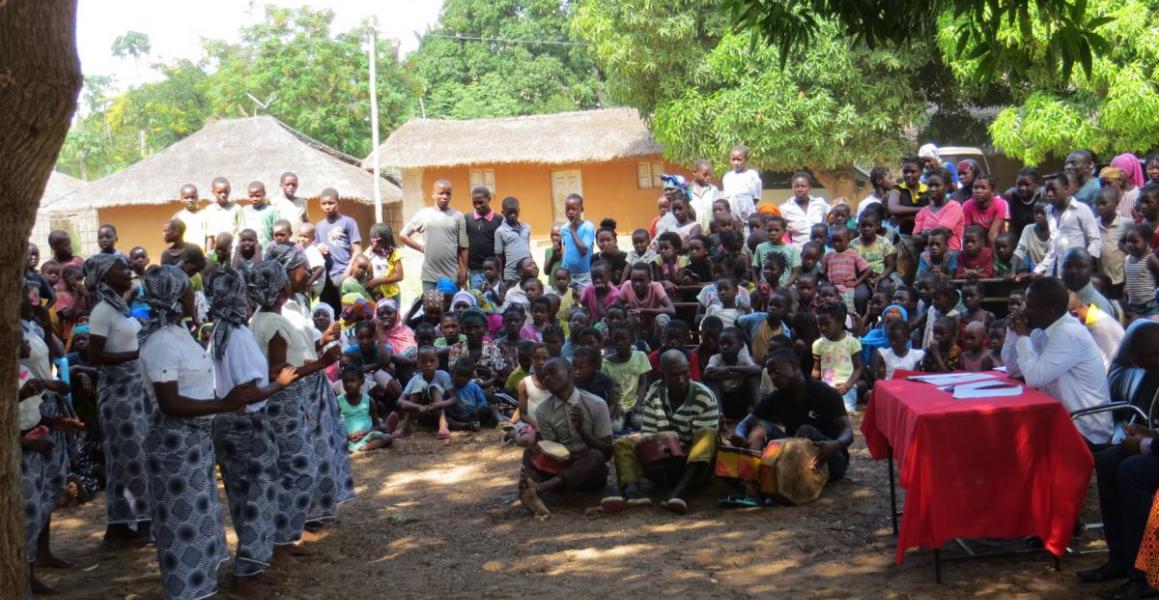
718, 495, 760, 509
662, 497, 688, 515
600, 496, 629, 513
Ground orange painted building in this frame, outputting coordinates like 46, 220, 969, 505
365, 108, 691, 238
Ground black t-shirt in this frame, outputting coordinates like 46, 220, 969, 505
753, 380, 847, 441
593, 250, 628, 285
463, 212, 503, 270
1004, 186, 1043, 235
684, 257, 712, 284
576, 371, 618, 406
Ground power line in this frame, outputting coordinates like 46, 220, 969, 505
419, 32, 589, 46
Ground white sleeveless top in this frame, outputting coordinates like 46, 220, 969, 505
878, 347, 925, 380
251, 311, 314, 368
522, 375, 553, 425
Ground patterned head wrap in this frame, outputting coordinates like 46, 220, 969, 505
246, 260, 288, 309
342, 296, 375, 323
423, 288, 444, 309
84, 253, 131, 317
205, 266, 250, 360
264, 243, 307, 272
138, 265, 191, 344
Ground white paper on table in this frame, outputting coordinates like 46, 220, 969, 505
953, 385, 1023, 399
907, 373, 1000, 386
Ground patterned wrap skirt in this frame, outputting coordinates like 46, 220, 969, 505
145, 413, 229, 600
21, 392, 72, 562
97, 361, 152, 525
305, 371, 355, 522
213, 410, 277, 576
265, 374, 316, 545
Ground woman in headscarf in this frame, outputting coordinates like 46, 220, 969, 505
860, 303, 908, 366
20, 278, 81, 593
447, 307, 511, 394
207, 267, 298, 595
952, 159, 985, 203
377, 298, 416, 355
1110, 153, 1145, 218
83, 252, 152, 548
137, 265, 269, 600
264, 248, 355, 530
407, 287, 448, 332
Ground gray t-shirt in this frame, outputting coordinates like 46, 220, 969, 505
403, 370, 453, 403
533, 387, 613, 455
402, 207, 467, 283
494, 220, 532, 282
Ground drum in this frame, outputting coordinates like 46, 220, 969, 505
531, 440, 571, 474
635, 431, 686, 467
757, 438, 829, 505
714, 445, 761, 482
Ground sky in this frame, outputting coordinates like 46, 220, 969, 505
77, 0, 444, 93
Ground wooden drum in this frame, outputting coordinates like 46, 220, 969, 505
531, 440, 571, 474
714, 445, 761, 482
635, 431, 686, 467
758, 438, 829, 505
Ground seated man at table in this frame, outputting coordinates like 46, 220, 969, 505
732, 348, 853, 481
1078, 322, 1159, 600
1002, 276, 1114, 446
603, 350, 719, 515
518, 357, 614, 517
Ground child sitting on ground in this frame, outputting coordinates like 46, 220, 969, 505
647, 319, 701, 381
445, 357, 499, 431
435, 312, 466, 348
541, 323, 565, 358
922, 316, 962, 373
338, 364, 392, 452
812, 301, 863, 413
512, 344, 550, 445
395, 346, 454, 439
958, 321, 995, 372
871, 320, 924, 381
602, 322, 651, 432
695, 316, 723, 373
521, 296, 552, 342
573, 347, 621, 419
703, 326, 762, 422
504, 339, 537, 396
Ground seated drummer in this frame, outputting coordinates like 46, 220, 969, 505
1078, 320, 1159, 600
732, 348, 853, 482
603, 350, 720, 515
518, 358, 614, 517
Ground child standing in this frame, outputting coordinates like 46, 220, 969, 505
1095, 188, 1131, 299
1123, 224, 1159, 318
544, 224, 563, 280
242, 181, 279, 246
954, 225, 994, 279
820, 227, 871, 314
958, 321, 995, 372
812, 301, 863, 413
340, 255, 374, 302
367, 222, 404, 304
922, 278, 962, 350
338, 364, 392, 451
987, 320, 1006, 367
562, 194, 596, 289
722, 145, 762, 226
871, 320, 924, 380
959, 281, 994, 327
495, 197, 532, 286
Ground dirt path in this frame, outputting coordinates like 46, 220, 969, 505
41, 418, 1109, 599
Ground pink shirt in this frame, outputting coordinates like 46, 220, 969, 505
962, 197, 1010, 234
913, 200, 966, 250
579, 284, 622, 320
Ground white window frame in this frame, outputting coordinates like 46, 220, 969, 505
469, 168, 496, 193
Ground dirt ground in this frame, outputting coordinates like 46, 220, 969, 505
41, 414, 1112, 599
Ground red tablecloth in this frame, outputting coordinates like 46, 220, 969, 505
861, 375, 1094, 564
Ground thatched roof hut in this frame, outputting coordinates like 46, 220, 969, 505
362, 107, 662, 170
32, 172, 96, 255
64, 115, 400, 211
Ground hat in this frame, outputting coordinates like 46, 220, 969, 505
660, 174, 689, 190
918, 143, 940, 160
436, 277, 458, 295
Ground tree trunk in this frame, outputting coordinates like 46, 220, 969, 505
813, 167, 860, 207
0, 1, 82, 595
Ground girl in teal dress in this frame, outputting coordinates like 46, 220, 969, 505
337, 364, 392, 452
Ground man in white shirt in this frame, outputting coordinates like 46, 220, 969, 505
202, 177, 242, 252
1002, 276, 1113, 444
1034, 172, 1101, 277
275, 171, 308, 225
173, 183, 210, 251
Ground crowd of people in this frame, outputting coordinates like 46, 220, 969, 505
15, 143, 1159, 599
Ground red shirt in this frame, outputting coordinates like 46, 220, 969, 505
648, 347, 702, 381
955, 247, 994, 278
962, 197, 1010, 234
914, 200, 966, 250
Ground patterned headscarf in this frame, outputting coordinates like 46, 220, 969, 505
84, 253, 131, 317
247, 260, 288, 309
265, 243, 307, 272
138, 265, 190, 344
206, 266, 250, 360
342, 295, 375, 323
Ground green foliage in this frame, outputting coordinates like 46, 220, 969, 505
111, 31, 151, 60
407, 0, 603, 119
574, 0, 928, 173
942, 0, 1159, 163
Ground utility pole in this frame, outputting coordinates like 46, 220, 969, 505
369, 16, 383, 223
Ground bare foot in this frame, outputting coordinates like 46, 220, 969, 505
518, 475, 549, 519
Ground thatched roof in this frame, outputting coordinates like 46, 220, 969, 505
363, 108, 663, 170
40, 171, 86, 211
57, 116, 401, 211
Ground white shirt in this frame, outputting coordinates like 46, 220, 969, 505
202, 201, 243, 241
275, 195, 308, 224
1035, 199, 1101, 276
252, 311, 315, 368
878, 347, 925, 380
689, 183, 719, 231
140, 325, 216, 408
1082, 305, 1126, 373
1001, 314, 1113, 443
722, 169, 762, 223
857, 194, 883, 219
211, 326, 270, 413
174, 207, 209, 250
88, 301, 141, 353
779, 196, 831, 250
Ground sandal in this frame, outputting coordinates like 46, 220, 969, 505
600, 496, 629, 513
661, 497, 688, 515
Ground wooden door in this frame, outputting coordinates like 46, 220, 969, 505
550, 169, 583, 223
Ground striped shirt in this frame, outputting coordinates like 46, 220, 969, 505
640, 381, 720, 446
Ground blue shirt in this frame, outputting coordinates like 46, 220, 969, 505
315, 215, 361, 280
561, 220, 596, 275
453, 380, 488, 412
917, 250, 959, 278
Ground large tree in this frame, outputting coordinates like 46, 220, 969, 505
0, 0, 83, 594
407, 0, 604, 119
574, 0, 929, 198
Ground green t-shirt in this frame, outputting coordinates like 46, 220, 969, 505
601, 350, 652, 411
850, 235, 895, 274
752, 241, 800, 286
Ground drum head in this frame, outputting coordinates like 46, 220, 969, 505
773, 438, 829, 505
537, 439, 571, 461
